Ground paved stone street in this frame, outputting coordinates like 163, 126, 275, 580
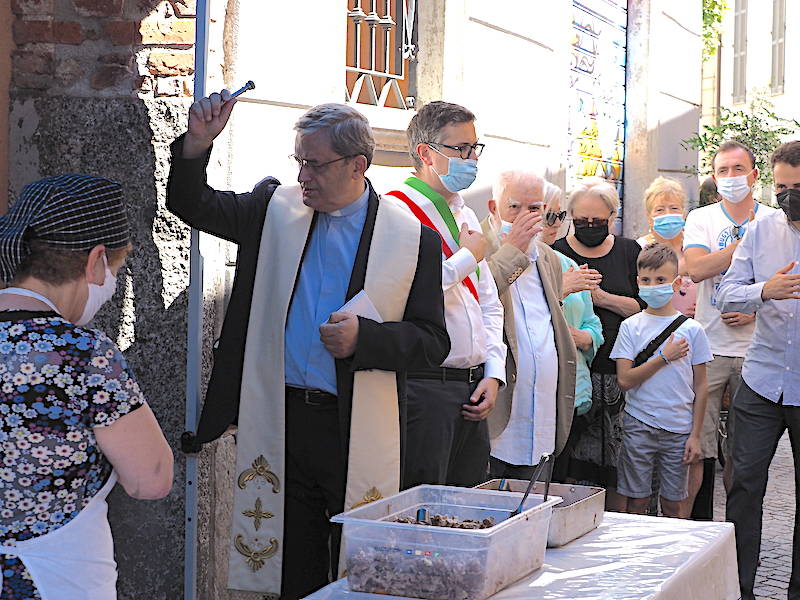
713, 432, 795, 600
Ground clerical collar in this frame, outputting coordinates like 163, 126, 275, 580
327, 184, 369, 218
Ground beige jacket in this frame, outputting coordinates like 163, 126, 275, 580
481, 217, 577, 456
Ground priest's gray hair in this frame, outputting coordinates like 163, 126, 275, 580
294, 103, 375, 166
567, 177, 620, 216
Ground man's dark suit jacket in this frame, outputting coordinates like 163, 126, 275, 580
166, 136, 450, 466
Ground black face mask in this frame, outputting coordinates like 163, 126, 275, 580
574, 223, 609, 247
777, 188, 800, 222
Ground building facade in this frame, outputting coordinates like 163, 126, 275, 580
0, 1, 703, 598
718, 0, 795, 116
196, 2, 701, 595
4, 1, 200, 598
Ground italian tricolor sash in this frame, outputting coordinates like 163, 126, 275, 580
386, 176, 480, 302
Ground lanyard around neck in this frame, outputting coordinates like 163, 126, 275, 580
0, 287, 60, 314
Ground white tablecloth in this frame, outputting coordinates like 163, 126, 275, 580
304, 512, 740, 600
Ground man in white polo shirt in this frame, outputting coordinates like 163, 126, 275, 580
683, 140, 777, 506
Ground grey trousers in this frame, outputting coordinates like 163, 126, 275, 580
726, 381, 800, 600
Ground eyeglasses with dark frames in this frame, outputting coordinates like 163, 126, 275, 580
572, 217, 610, 228
544, 210, 567, 226
426, 142, 485, 160
289, 154, 357, 172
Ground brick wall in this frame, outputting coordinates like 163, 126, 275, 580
1, 1, 11, 210
11, 0, 196, 98
8, 1, 203, 598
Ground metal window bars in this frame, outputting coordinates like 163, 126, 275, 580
346, 0, 416, 109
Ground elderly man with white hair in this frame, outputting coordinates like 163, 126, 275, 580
480, 170, 578, 480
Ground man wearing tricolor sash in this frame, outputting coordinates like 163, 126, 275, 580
166, 92, 449, 599
386, 101, 507, 489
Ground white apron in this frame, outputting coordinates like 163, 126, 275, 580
0, 471, 119, 600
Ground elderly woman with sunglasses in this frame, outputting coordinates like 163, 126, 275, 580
536, 182, 604, 416
552, 178, 645, 511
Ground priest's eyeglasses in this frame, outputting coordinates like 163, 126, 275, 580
426, 142, 485, 159
290, 154, 357, 172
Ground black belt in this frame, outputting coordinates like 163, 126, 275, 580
407, 364, 485, 384
285, 386, 338, 406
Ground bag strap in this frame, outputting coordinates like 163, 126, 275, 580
633, 314, 689, 367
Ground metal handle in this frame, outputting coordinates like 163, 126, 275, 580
510, 453, 552, 517
230, 80, 255, 99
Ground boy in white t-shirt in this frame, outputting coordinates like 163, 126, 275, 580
611, 244, 713, 518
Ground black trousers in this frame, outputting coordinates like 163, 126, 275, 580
280, 392, 345, 600
726, 381, 800, 600
403, 374, 490, 489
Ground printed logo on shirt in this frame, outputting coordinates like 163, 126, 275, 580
717, 227, 737, 251
706, 229, 738, 308
710, 279, 721, 307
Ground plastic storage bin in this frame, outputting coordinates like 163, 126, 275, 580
331, 485, 561, 600
475, 480, 605, 547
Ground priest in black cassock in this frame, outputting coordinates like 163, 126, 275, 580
167, 90, 449, 599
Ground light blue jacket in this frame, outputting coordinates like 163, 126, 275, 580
556, 251, 604, 415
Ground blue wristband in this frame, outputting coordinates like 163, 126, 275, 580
658, 350, 670, 365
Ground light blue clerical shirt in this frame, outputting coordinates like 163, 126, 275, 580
284, 186, 369, 395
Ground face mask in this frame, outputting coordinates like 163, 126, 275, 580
638, 282, 675, 309
716, 174, 751, 204
777, 188, 800, 222
574, 223, 608, 247
430, 147, 478, 193
498, 219, 513, 237
652, 214, 685, 239
76, 255, 117, 326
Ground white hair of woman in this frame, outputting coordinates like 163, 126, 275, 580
567, 178, 620, 216
542, 180, 563, 210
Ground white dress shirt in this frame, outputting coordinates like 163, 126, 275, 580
716, 209, 800, 406
440, 194, 507, 383
491, 245, 558, 465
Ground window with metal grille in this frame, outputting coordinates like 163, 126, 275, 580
771, 0, 785, 94
345, 1, 417, 109
732, 0, 747, 104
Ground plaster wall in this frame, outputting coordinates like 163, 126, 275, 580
623, 0, 702, 239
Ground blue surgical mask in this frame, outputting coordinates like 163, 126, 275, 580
499, 219, 513, 236
716, 174, 751, 204
653, 214, 685, 239
431, 147, 478, 193
638, 282, 675, 309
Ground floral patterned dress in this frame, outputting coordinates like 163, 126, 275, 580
0, 311, 145, 599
